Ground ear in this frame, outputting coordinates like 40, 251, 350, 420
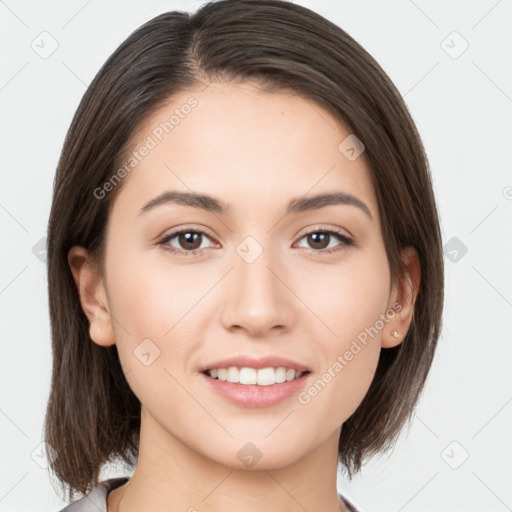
382, 246, 421, 348
67, 246, 116, 347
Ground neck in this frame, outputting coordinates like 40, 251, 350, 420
108, 407, 346, 512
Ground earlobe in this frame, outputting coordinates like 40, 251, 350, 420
67, 246, 116, 347
382, 246, 421, 349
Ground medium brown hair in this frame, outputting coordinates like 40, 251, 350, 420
45, 0, 444, 501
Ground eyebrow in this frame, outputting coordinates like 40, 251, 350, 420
138, 190, 373, 220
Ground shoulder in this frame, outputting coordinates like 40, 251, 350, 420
339, 492, 362, 512
56, 477, 129, 512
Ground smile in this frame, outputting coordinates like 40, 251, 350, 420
205, 366, 307, 386
200, 368, 311, 408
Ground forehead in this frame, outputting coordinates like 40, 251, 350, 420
112, 82, 379, 222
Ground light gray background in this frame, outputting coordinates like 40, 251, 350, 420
1, 1, 511, 511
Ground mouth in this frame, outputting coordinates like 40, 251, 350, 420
202, 366, 311, 386
200, 367, 312, 408
198, 355, 312, 407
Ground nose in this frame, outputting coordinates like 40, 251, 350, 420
220, 244, 295, 337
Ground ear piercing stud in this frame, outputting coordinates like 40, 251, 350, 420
392, 329, 399, 338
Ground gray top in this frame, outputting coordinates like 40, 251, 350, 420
57, 478, 128, 512
57, 477, 361, 511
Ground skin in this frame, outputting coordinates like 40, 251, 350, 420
68, 81, 420, 512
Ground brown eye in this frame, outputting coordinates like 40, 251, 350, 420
158, 229, 215, 256
305, 232, 330, 250
175, 231, 203, 251
296, 229, 354, 254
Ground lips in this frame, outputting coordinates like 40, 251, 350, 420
198, 354, 311, 373
200, 370, 311, 408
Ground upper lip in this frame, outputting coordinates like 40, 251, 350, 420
199, 354, 310, 373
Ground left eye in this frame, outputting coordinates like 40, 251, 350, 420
295, 230, 353, 253
157, 228, 353, 256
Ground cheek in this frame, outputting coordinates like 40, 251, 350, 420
103, 244, 212, 395
297, 251, 391, 421
106, 238, 214, 336
304, 247, 391, 342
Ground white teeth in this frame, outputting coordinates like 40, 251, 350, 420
207, 366, 306, 385
275, 367, 287, 383
239, 367, 257, 385
257, 367, 275, 386
227, 366, 239, 383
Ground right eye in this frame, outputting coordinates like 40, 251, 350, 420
157, 228, 218, 256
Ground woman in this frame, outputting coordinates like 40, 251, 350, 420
45, 1, 444, 511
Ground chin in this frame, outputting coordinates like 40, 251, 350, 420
201, 438, 307, 472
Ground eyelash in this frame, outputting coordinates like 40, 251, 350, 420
156, 226, 354, 257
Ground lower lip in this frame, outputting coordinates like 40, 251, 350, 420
200, 372, 310, 408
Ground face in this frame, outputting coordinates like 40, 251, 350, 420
75, 82, 409, 470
